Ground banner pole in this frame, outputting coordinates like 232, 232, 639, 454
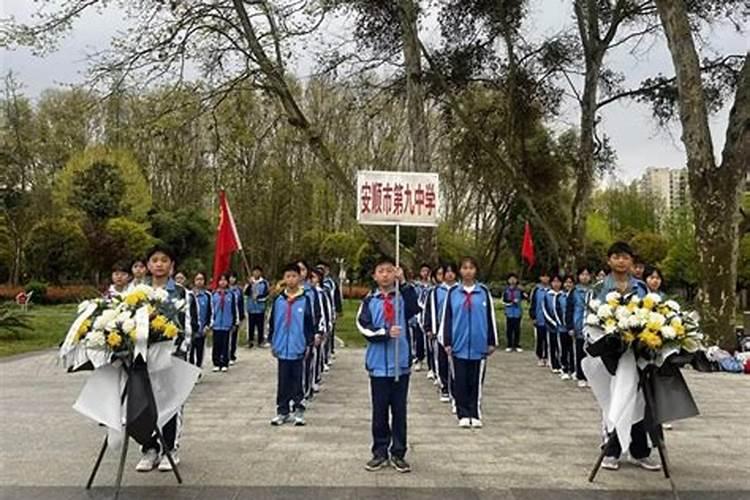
394, 224, 400, 383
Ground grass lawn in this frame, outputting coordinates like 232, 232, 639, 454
0, 298, 539, 358
0, 304, 79, 358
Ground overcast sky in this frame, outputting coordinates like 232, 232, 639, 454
1, 0, 747, 182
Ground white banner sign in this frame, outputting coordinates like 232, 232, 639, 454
356, 170, 439, 227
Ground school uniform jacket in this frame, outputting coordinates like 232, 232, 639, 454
502, 286, 523, 319
542, 289, 567, 335
438, 283, 498, 361
357, 284, 420, 378
423, 283, 455, 342
268, 289, 315, 360
529, 285, 549, 327
210, 289, 238, 331
245, 278, 270, 315
566, 285, 589, 339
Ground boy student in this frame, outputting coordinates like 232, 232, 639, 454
589, 241, 659, 472
439, 257, 498, 429
210, 273, 238, 373
135, 245, 192, 473
411, 264, 433, 373
567, 266, 592, 388
189, 272, 212, 370
502, 273, 523, 352
106, 261, 131, 299
245, 266, 270, 348
423, 261, 457, 404
542, 275, 565, 375
268, 263, 317, 426
529, 271, 551, 367
227, 273, 245, 365
296, 260, 324, 401
357, 256, 419, 473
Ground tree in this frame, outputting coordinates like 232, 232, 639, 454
653, 0, 748, 349
24, 218, 87, 283
104, 217, 156, 268
148, 208, 212, 269
630, 231, 669, 265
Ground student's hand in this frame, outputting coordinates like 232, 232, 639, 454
389, 325, 401, 338
314, 334, 322, 346
569, 330, 575, 337
487, 346, 496, 356
444, 346, 452, 356
395, 267, 404, 283
426, 331, 434, 339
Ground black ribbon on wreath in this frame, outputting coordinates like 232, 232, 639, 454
124, 356, 159, 445
584, 333, 626, 375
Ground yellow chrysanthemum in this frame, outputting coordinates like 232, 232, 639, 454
605, 318, 616, 329
626, 301, 638, 313
76, 319, 92, 341
642, 296, 655, 310
639, 331, 663, 350
163, 323, 179, 339
151, 315, 168, 332
622, 332, 635, 344
124, 290, 148, 307
107, 332, 123, 348
128, 329, 138, 342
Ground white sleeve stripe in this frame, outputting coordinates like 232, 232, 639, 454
356, 302, 386, 338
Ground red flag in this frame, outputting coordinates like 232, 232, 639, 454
521, 221, 536, 269
210, 190, 242, 288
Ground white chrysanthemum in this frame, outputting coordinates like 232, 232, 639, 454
661, 326, 677, 340
605, 292, 621, 304
93, 310, 117, 331
647, 312, 666, 329
589, 299, 602, 311
644, 292, 662, 304
151, 288, 168, 302
618, 318, 629, 331
664, 300, 681, 312
121, 318, 136, 333
597, 305, 613, 319
604, 323, 617, 335
615, 306, 630, 322
635, 307, 650, 321
86, 330, 106, 347
626, 315, 644, 329
115, 311, 131, 324
586, 313, 599, 326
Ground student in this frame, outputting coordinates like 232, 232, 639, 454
411, 263, 432, 373
529, 271, 551, 367
424, 262, 457, 404
135, 245, 192, 473
227, 273, 245, 365
357, 256, 419, 473
210, 273, 237, 373
268, 263, 317, 426
595, 269, 607, 282
296, 260, 323, 401
591, 241, 659, 472
174, 272, 187, 287
310, 267, 332, 392
245, 266, 270, 348
558, 276, 576, 380
439, 257, 498, 429
502, 273, 523, 352
425, 264, 444, 384
632, 255, 646, 281
567, 266, 592, 388
128, 258, 148, 291
189, 272, 212, 370
106, 261, 131, 299
643, 265, 665, 298
542, 275, 565, 375
317, 260, 343, 363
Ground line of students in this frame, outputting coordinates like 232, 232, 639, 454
357, 256, 499, 474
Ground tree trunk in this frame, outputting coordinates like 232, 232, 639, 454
399, 0, 436, 263
654, 0, 749, 350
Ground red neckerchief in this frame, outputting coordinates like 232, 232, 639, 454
381, 292, 395, 327
219, 290, 226, 310
462, 289, 473, 311
285, 295, 297, 326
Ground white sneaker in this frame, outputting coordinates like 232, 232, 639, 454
537, 359, 545, 367
135, 449, 161, 472
458, 418, 471, 428
262, 342, 271, 348
426, 371, 435, 380
312, 383, 320, 392
561, 373, 571, 380
439, 394, 451, 403
552, 369, 561, 374
505, 348, 513, 352
414, 361, 423, 372
451, 404, 457, 414
601, 456, 620, 470
270, 414, 291, 426
470, 418, 483, 428
229, 360, 236, 366
220, 367, 228, 372
577, 380, 588, 388
212, 367, 220, 372
663, 423, 673, 430
516, 348, 523, 353
158, 451, 180, 471
628, 456, 662, 471
323, 364, 330, 372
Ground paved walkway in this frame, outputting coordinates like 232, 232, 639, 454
0, 346, 748, 499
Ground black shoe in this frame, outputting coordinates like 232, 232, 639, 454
364, 456, 389, 471
391, 456, 411, 473
248, 343, 254, 349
